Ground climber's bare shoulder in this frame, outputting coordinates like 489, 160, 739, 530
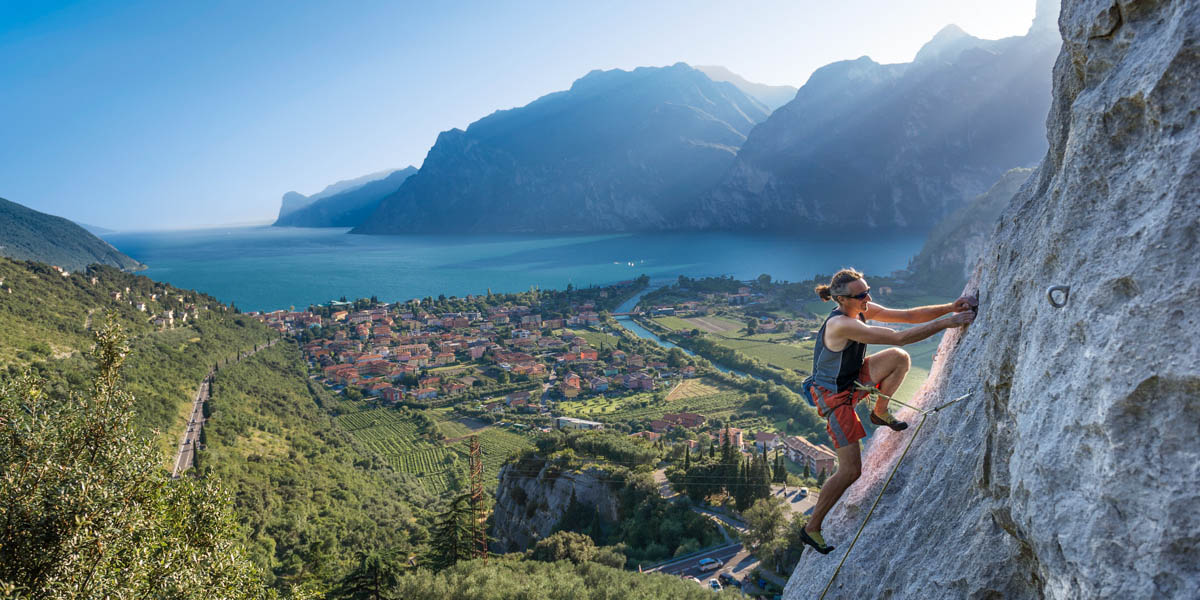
826, 314, 900, 347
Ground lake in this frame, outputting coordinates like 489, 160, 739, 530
104, 227, 928, 312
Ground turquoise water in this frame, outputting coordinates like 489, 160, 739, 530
104, 227, 927, 312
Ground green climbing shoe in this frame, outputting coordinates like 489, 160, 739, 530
799, 528, 834, 555
870, 411, 909, 431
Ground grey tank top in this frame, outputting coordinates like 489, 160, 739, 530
810, 309, 867, 393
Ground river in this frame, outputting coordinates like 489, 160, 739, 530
612, 284, 750, 377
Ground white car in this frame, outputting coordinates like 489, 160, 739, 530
708, 579, 722, 591
697, 557, 723, 571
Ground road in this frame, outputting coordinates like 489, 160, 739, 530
647, 542, 743, 577
171, 339, 277, 478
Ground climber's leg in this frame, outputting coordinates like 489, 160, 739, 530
865, 348, 911, 414
806, 441, 861, 536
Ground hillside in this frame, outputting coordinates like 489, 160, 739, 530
784, 0, 1199, 597
905, 167, 1032, 294
352, 63, 770, 234
691, 8, 1060, 231
393, 556, 738, 599
273, 166, 417, 227
0, 257, 272, 456
198, 343, 432, 591
0, 196, 143, 271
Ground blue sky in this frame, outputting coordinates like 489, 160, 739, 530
1, 0, 1041, 231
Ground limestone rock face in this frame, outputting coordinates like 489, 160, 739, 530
491, 459, 620, 553
784, 1, 1200, 599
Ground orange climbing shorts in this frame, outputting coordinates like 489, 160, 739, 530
810, 358, 877, 449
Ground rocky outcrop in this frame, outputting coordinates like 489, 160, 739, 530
274, 167, 416, 227
905, 167, 1033, 293
491, 458, 620, 553
691, 7, 1061, 231
352, 63, 769, 234
275, 168, 401, 221
785, 1, 1199, 598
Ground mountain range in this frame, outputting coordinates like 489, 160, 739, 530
695, 65, 797, 110
0, 197, 143, 271
280, 6, 1060, 236
351, 63, 770, 234
274, 166, 417, 227
689, 15, 1060, 231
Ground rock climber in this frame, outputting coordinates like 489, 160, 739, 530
798, 268, 975, 554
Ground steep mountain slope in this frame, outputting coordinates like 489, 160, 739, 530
695, 65, 797, 110
692, 12, 1060, 231
785, 1, 1199, 597
273, 166, 416, 227
352, 63, 770, 234
0, 197, 143, 271
275, 168, 401, 220
906, 167, 1032, 294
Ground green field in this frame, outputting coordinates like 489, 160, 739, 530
654, 316, 815, 372
565, 327, 622, 350
647, 316, 696, 332
335, 407, 533, 494
559, 388, 750, 424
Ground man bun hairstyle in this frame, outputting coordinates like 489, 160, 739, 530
814, 268, 864, 301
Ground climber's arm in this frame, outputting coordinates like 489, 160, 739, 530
864, 297, 973, 324
833, 312, 973, 346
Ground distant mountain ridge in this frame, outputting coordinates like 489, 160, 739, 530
274, 166, 417, 227
694, 65, 797, 110
0, 197, 143, 271
353, 63, 770, 234
906, 167, 1033, 293
276, 168, 402, 220
688, 13, 1061, 231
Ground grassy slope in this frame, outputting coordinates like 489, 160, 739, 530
200, 342, 432, 591
0, 258, 272, 458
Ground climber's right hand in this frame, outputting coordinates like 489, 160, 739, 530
948, 311, 976, 327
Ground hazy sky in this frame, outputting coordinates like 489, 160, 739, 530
1, 0, 1043, 231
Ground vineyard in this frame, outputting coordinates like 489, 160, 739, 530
336, 406, 533, 495
665, 377, 733, 401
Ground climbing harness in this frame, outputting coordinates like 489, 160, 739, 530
817, 387, 974, 600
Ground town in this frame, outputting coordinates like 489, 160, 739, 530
246, 276, 841, 488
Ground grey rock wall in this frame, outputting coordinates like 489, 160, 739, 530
785, 1, 1199, 598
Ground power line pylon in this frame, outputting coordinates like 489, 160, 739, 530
468, 435, 488, 564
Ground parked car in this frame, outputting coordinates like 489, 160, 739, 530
708, 579, 722, 591
697, 557, 723, 572
798, 487, 809, 498
718, 572, 741, 588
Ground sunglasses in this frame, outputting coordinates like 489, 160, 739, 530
840, 288, 870, 300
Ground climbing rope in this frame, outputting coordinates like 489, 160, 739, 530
817, 389, 973, 600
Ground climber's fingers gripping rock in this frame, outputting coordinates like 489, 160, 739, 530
949, 311, 975, 328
